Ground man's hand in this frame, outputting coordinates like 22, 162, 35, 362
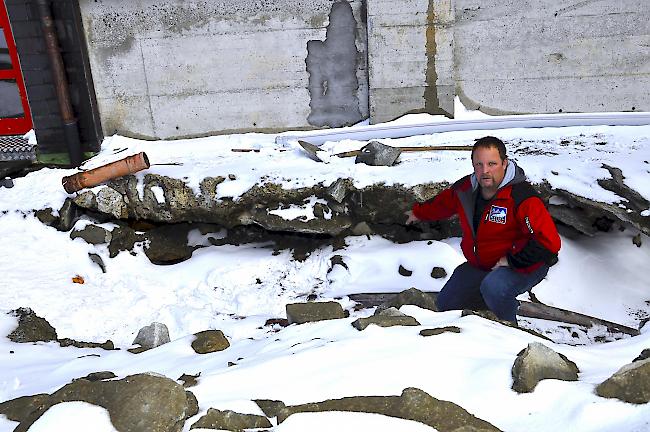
492, 256, 509, 269
404, 210, 420, 225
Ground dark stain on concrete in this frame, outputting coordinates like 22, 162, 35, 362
306, 1, 363, 128
424, 0, 450, 117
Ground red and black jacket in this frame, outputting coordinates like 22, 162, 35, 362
412, 162, 561, 273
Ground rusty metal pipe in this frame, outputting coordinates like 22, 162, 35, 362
62, 152, 150, 194
36, 0, 82, 166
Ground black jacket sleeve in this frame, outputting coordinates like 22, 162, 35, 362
507, 238, 559, 268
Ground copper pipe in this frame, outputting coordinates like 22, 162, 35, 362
62, 152, 150, 194
36, 0, 82, 166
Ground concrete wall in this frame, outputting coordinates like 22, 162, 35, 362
78, 0, 650, 139
370, 0, 650, 122
367, 0, 454, 123
454, 0, 650, 115
78, 0, 368, 139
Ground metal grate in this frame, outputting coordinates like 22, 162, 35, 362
0, 135, 36, 161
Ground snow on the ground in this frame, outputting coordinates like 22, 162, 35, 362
1, 111, 650, 431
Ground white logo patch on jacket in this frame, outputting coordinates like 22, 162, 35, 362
488, 205, 507, 224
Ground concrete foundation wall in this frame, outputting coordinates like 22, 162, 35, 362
78, 0, 368, 139
454, 0, 650, 115
367, 0, 455, 123
370, 0, 650, 122
78, 0, 650, 139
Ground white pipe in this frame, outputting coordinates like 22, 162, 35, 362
275, 112, 650, 146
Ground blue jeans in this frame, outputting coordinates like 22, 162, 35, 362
436, 262, 549, 322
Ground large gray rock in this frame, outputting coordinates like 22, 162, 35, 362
256, 387, 501, 431
352, 307, 420, 331
133, 322, 171, 349
7, 308, 57, 343
191, 330, 230, 354
189, 408, 272, 430
286, 301, 346, 325
0, 394, 49, 423
143, 223, 196, 264
9, 373, 192, 432
511, 342, 579, 393
33, 198, 81, 232
596, 358, 650, 404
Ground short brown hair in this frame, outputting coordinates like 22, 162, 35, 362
471, 136, 507, 161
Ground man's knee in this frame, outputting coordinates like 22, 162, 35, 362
435, 289, 455, 311
479, 271, 510, 302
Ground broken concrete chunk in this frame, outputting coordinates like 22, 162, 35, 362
511, 342, 579, 393
96, 187, 128, 219
326, 178, 350, 203
57, 198, 82, 232
191, 330, 230, 354
132, 322, 170, 349
355, 141, 402, 166
70, 224, 111, 245
34, 208, 57, 227
286, 301, 346, 325
596, 357, 650, 404
108, 225, 144, 258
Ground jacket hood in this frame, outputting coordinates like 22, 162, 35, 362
470, 160, 525, 192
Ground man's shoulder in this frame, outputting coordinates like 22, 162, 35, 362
451, 174, 472, 191
510, 181, 541, 207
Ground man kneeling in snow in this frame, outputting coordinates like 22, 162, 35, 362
405, 136, 561, 323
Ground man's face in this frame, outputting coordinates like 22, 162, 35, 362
472, 146, 507, 191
